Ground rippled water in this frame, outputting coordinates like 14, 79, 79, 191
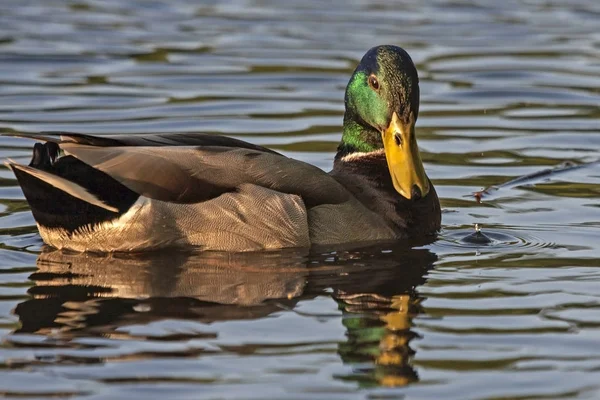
1, 1, 600, 398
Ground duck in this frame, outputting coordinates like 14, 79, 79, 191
4, 45, 441, 253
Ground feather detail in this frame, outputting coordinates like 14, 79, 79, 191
6, 161, 119, 213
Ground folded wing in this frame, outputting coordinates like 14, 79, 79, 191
61, 143, 351, 208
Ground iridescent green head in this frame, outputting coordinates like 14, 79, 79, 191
339, 45, 428, 200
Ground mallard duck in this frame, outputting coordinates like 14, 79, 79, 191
5, 45, 440, 252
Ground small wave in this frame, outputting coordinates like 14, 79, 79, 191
437, 227, 557, 251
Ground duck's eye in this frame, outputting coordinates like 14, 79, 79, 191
368, 74, 380, 91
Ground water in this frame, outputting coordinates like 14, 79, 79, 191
1, 0, 599, 398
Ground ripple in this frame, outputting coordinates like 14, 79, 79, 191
438, 227, 557, 251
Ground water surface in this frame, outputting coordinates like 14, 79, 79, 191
1, 1, 600, 399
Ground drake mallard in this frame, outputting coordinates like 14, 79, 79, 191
4, 45, 441, 252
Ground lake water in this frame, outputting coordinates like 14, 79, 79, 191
1, 1, 599, 399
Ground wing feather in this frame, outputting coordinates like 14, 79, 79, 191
2, 131, 278, 153
60, 144, 350, 206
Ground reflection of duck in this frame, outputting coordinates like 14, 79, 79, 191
5, 45, 440, 252
336, 293, 422, 387
32, 249, 308, 304
19, 249, 308, 335
308, 245, 435, 387
13, 244, 436, 388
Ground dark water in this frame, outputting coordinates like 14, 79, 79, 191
1, 1, 600, 398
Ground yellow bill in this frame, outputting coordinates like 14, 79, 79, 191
382, 112, 429, 200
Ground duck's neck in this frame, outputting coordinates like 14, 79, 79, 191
336, 114, 381, 159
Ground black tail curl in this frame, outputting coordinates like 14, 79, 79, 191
14, 142, 139, 235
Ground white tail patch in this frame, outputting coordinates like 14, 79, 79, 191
6, 161, 119, 213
